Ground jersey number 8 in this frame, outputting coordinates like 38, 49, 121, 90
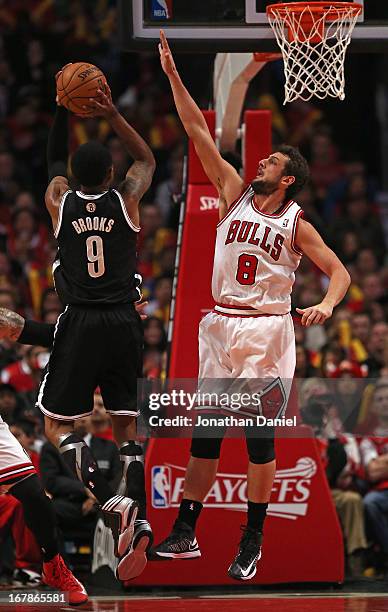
236, 253, 258, 285
86, 235, 105, 278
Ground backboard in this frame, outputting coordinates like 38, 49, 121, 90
119, 1, 388, 53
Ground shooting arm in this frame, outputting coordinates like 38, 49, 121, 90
109, 110, 156, 222
87, 89, 155, 228
45, 105, 70, 224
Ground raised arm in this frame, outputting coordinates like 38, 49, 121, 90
159, 30, 244, 219
86, 86, 155, 228
295, 219, 351, 327
45, 102, 70, 228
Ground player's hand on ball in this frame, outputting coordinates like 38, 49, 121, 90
296, 302, 333, 327
83, 84, 116, 119
55, 63, 72, 105
159, 30, 177, 76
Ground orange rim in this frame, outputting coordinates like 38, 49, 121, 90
266, 2, 363, 17
253, 52, 282, 62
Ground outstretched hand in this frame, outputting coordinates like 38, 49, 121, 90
159, 30, 177, 77
296, 302, 333, 327
82, 84, 117, 119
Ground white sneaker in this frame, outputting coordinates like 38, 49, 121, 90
101, 495, 138, 558
116, 519, 153, 581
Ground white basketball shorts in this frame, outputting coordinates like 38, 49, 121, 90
0, 417, 36, 491
197, 311, 296, 416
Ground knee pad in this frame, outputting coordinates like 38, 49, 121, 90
245, 436, 275, 464
190, 436, 223, 460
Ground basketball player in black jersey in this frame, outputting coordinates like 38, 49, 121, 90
39, 74, 156, 581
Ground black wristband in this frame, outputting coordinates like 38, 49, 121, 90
18, 320, 54, 349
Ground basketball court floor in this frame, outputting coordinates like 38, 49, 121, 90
2, 3, 387, 610
1, 592, 388, 611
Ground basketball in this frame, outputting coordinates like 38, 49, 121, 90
56, 62, 108, 116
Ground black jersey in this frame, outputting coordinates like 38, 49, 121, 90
53, 189, 140, 305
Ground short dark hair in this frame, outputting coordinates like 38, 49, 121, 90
11, 419, 35, 438
71, 141, 112, 188
275, 145, 309, 200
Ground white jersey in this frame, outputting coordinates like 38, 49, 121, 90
212, 186, 303, 315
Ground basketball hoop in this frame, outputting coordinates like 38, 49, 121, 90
266, 2, 362, 103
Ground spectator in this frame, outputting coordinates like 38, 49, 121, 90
90, 391, 114, 440
40, 287, 62, 320
295, 344, 318, 378
9, 419, 40, 472
349, 312, 372, 363
155, 144, 184, 226
0, 384, 24, 424
365, 322, 388, 377
355, 249, 379, 277
302, 398, 367, 576
329, 360, 367, 431
143, 317, 168, 379
360, 384, 388, 574
309, 130, 344, 196
145, 275, 173, 328
1, 345, 47, 393
330, 198, 386, 265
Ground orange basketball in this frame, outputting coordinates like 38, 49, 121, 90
56, 62, 108, 116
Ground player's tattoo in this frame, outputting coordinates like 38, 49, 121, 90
120, 162, 154, 202
0, 308, 25, 341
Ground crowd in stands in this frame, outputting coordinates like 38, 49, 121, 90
0, 0, 387, 585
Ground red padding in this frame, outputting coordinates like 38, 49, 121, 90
244, 110, 272, 184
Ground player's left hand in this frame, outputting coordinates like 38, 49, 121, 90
55, 63, 73, 105
135, 301, 148, 320
159, 30, 177, 77
296, 302, 333, 327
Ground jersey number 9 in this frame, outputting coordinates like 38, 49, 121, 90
86, 235, 105, 278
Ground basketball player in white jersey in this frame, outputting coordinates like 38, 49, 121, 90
153, 32, 351, 580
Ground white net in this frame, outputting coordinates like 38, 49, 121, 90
267, 3, 361, 103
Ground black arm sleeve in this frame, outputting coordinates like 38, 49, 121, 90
18, 320, 55, 349
47, 105, 69, 181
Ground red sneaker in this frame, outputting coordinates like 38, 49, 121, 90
42, 554, 88, 606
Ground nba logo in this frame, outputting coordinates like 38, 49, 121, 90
151, 0, 173, 20
152, 466, 171, 507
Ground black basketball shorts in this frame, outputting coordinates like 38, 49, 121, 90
36, 304, 143, 420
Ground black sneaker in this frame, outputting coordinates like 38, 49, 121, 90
152, 520, 201, 560
116, 519, 153, 581
228, 526, 262, 581
13, 567, 41, 587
